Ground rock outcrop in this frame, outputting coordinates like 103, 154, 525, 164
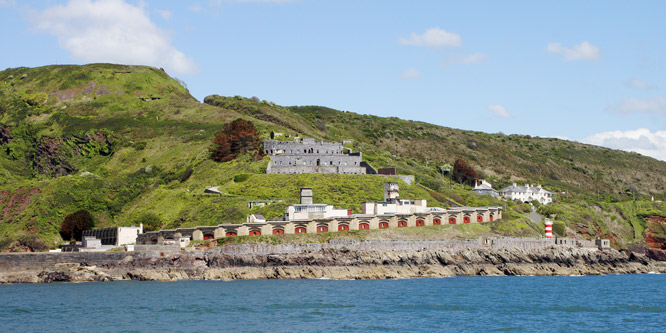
1, 242, 665, 284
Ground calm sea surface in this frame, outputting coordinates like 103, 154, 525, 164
1, 274, 664, 332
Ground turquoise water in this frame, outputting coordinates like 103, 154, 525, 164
1, 274, 664, 332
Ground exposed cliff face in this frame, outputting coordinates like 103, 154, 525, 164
1, 245, 664, 284
645, 215, 666, 261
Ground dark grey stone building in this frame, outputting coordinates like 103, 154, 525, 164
264, 138, 366, 174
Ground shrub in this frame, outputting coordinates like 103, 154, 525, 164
132, 212, 163, 232
553, 221, 566, 236
234, 173, 250, 182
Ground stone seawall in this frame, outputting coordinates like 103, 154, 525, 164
1, 240, 664, 283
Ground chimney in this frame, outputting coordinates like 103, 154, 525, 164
300, 188, 313, 205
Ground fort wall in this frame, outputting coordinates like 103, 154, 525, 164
136, 208, 503, 245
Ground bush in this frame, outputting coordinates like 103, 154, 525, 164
60, 209, 95, 241
132, 212, 163, 232
553, 221, 566, 236
234, 173, 250, 182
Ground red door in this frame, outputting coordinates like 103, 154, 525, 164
448, 217, 456, 224
379, 222, 389, 229
416, 220, 425, 226
359, 223, 369, 230
273, 229, 284, 235
490, 215, 494, 221
317, 226, 328, 233
433, 218, 441, 225
463, 216, 470, 224
477, 216, 483, 222
338, 224, 349, 231
295, 227, 307, 234
226, 232, 237, 237
398, 221, 407, 227
204, 234, 214, 240
249, 230, 261, 236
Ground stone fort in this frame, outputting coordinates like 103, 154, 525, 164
264, 138, 366, 174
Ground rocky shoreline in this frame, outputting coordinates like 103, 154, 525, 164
1, 243, 665, 283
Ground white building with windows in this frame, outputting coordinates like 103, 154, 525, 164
498, 183, 553, 204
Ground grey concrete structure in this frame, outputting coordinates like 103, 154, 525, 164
264, 138, 366, 174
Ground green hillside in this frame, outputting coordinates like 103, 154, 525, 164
1, 64, 665, 251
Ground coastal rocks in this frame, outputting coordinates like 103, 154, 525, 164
1, 243, 665, 284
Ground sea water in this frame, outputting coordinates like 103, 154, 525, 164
0, 274, 664, 332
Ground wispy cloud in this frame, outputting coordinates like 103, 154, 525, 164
399, 27, 462, 49
442, 52, 487, 66
607, 97, 666, 115
157, 9, 173, 21
0, 0, 16, 7
546, 41, 601, 61
625, 78, 656, 91
400, 68, 420, 80
28, 0, 197, 75
583, 128, 666, 161
487, 104, 512, 119
211, 0, 298, 4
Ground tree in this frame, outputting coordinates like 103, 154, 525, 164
60, 209, 95, 242
210, 119, 262, 162
453, 158, 478, 186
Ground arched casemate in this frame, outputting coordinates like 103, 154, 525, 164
226, 232, 237, 237
448, 217, 456, 224
317, 225, 329, 233
490, 214, 494, 222
398, 220, 407, 228
338, 223, 349, 231
433, 218, 441, 225
295, 226, 307, 234
416, 219, 425, 226
359, 222, 370, 230
477, 215, 483, 223
272, 228, 285, 235
203, 233, 215, 240
249, 229, 261, 236
379, 221, 389, 229
463, 216, 471, 224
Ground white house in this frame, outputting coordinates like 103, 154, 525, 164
498, 183, 553, 204
472, 180, 498, 197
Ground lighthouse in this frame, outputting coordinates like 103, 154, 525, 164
545, 218, 553, 239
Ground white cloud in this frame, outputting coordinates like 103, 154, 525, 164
399, 27, 462, 48
608, 97, 666, 115
29, 0, 198, 75
546, 41, 601, 61
583, 128, 666, 161
189, 5, 202, 12
442, 52, 487, 66
487, 104, 512, 119
157, 9, 173, 20
625, 78, 655, 90
400, 68, 420, 80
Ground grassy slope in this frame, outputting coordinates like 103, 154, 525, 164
0, 64, 665, 250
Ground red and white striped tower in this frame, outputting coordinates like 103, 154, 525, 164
545, 219, 553, 239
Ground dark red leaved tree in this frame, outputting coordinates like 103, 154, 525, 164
210, 119, 262, 162
453, 158, 478, 186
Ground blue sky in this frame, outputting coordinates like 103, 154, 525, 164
2, 0, 666, 160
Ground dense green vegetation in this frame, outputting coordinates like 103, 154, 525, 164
1, 64, 665, 251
